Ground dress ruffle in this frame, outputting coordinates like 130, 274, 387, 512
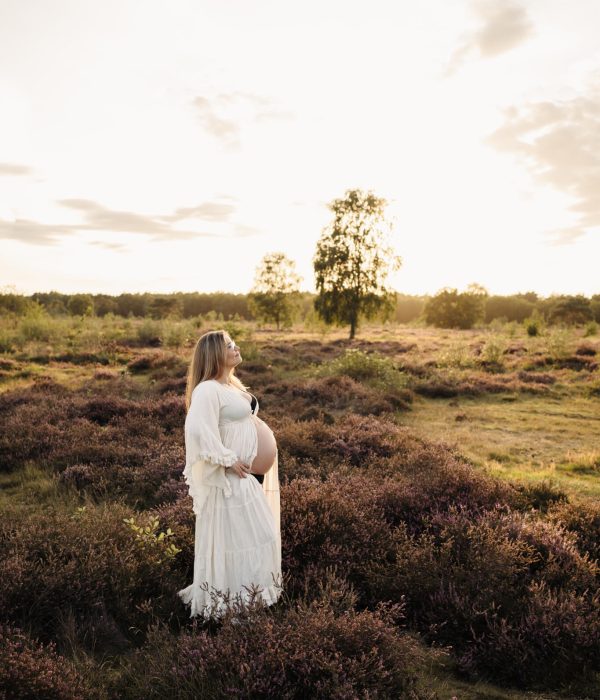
182, 457, 235, 516
191, 452, 238, 467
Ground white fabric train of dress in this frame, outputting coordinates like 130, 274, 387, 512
177, 379, 282, 619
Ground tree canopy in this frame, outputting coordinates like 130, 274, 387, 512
423, 284, 488, 329
313, 189, 401, 339
248, 252, 302, 329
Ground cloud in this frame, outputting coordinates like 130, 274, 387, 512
486, 87, 600, 245
89, 240, 128, 251
192, 96, 240, 149
0, 217, 76, 245
57, 198, 216, 241
192, 92, 293, 148
233, 223, 262, 237
446, 0, 534, 76
0, 162, 35, 176
253, 107, 295, 123
0, 198, 260, 246
166, 201, 236, 222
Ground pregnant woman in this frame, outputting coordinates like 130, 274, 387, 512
177, 329, 282, 620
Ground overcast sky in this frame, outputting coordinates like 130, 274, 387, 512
1, 0, 599, 297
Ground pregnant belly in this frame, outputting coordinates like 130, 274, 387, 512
250, 415, 277, 475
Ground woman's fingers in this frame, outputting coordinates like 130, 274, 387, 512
231, 460, 251, 478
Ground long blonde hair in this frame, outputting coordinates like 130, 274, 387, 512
185, 329, 248, 411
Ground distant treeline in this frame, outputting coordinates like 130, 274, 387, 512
1, 290, 599, 326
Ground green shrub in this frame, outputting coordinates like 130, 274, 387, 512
316, 348, 408, 392
162, 322, 188, 348
505, 320, 520, 338
480, 334, 507, 368
18, 305, 59, 343
437, 342, 475, 369
239, 340, 261, 361
0, 328, 15, 353
136, 319, 163, 346
221, 318, 244, 341
525, 321, 539, 336
545, 327, 571, 362
584, 321, 598, 337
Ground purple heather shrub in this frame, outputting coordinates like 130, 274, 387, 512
0, 622, 89, 699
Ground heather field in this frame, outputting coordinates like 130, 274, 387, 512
1, 315, 599, 699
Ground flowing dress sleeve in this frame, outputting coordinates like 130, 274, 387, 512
183, 381, 238, 515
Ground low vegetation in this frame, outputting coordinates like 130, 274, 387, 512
0, 313, 598, 699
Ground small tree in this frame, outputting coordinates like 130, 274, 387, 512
248, 252, 302, 330
423, 283, 488, 329
549, 295, 593, 326
313, 188, 401, 339
67, 294, 94, 317
149, 295, 182, 320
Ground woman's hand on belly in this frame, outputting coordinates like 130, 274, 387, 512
228, 459, 252, 479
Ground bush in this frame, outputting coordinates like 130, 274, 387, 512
424, 288, 486, 329
437, 342, 476, 369
0, 622, 89, 699
479, 334, 507, 368
0, 503, 185, 651
514, 479, 568, 513
281, 471, 395, 601
524, 318, 541, 336
276, 414, 404, 472
109, 581, 438, 700
547, 498, 600, 565
17, 303, 61, 344
545, 327, 571, 362
58, 443, 186, 508
162, 322, 188, 348
136, 319, 163, 346
458, 579, 600, 689
0, 381, 184, 477
315, 348, 408, 392
279, 442, 524, 600
367, 507, 600, 689
0, 327, 15, 353
127, 351, 186, 376
268, 374, 412, 417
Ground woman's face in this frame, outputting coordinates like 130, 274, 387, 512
223, 334, 242, 369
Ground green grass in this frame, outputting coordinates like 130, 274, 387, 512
400, 393, 600, 500
0, 462, 75, 511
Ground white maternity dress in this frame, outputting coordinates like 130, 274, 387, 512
177, 379, 282, 620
